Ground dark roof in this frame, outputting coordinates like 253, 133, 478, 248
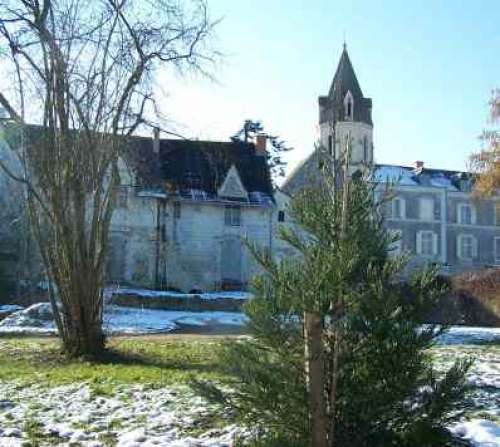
127, 137, 273, 198
0, 122, 274, 200
319, 46, 372, 126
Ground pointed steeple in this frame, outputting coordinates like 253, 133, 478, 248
329, 45, 363, 99
318, 46, 372, 126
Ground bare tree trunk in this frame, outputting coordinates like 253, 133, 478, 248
0, 0, 216, 358
304, 310, 327, 447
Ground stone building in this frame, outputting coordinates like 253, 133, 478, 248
0, 45, 498, 292
284, 46, 500, 275
110, 134, 277, 291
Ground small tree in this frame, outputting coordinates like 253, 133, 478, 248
231, 119, 293, 185
471, 89, 500, 196
197, 143, 471, 446
0, 0, 216, 356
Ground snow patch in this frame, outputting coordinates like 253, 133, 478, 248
0, 303, 247, 335
451, 419, 500, 446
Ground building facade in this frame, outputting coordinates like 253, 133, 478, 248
284, 46, 500, 275
1, 46, 498, 292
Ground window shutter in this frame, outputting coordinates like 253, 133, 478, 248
432, 233, 438, 255
472, 237, 478, 258
456, 235, 461, 259
416, 231, 422, 255
471, 206, 477, 225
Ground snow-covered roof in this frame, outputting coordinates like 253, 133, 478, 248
373, 164, 468, 191
372, 165, 418, 186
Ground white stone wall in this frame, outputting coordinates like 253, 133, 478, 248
334, 121, 373, 166
109, 188, 274, 292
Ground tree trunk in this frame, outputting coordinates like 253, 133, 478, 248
59, 279, 105, 358
304, 310, 327, 447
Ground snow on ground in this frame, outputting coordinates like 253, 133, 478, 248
107, 286, 251, 301
0, 303, 248, 335
0, 382, 244, 446
451, 420, 500, 447
0, 305, 23, 313
434, 341, 500, 446
437, 326, 500, 346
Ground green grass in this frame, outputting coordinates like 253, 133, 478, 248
0, 335, 229, 389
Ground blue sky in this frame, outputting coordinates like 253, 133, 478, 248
161, 0, 499, 178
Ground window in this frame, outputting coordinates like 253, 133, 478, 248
457, 234, 477, 260
117, 188, 128, 208
225, 205, 241, 226
458, 203, 474, 225
387, 197, 405, 220
363, 136, 369, 162
417, 231, 437, 257
278, 210, 285, 222
495, 203, 500, 226
328, 135, 333, 156
173, 202, 181, 219
344, 91, 354, 120
419, 197, 434, 221
495, 237, 500, 264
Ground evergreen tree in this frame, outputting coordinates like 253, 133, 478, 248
196, 144, 471, 447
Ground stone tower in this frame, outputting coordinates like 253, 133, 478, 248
318, 45, 373, 170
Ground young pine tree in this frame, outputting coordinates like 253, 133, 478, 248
196, 147, 471, 447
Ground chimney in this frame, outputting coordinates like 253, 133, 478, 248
153, 127, 160, 154
255, 133, 267, 156
414, 160, 424, 170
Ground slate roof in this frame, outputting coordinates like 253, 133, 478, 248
282, 153, 474, 195
319, 46, 372, 126
126, 137, 274, 200
0, 122, 274, 202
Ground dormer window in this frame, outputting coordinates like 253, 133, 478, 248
344, 90, 354, 120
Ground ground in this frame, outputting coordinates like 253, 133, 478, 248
0, 335, 243, 446
0, 333, 498, 446
0, 302, 500, 446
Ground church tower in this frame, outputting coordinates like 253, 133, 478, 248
318, 45, 373, 169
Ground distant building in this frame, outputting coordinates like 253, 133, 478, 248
283, 46, 500, 275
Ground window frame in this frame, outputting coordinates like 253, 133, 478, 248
457, 203, 475, 225
417, 230, 437, 257
457, 234, 477, 260
224, 205, 241, 227
278, 210, 285, 223
494, 237, 500, 264
419, 197, 435, 221
495, 203, 500, 226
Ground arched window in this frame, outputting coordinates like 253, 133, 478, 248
344, 91, 354, 120
363, 136, 368, 161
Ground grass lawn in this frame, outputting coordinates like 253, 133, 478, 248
0, 335, 231, 390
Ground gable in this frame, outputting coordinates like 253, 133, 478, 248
218, 165, 247, 199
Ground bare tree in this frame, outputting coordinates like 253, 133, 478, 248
0, 0, 216, 356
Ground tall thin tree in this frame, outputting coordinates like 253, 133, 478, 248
0, 0, 216, 356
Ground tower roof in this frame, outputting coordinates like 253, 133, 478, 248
328, 45, 363, 99
319, 45, 372, 126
